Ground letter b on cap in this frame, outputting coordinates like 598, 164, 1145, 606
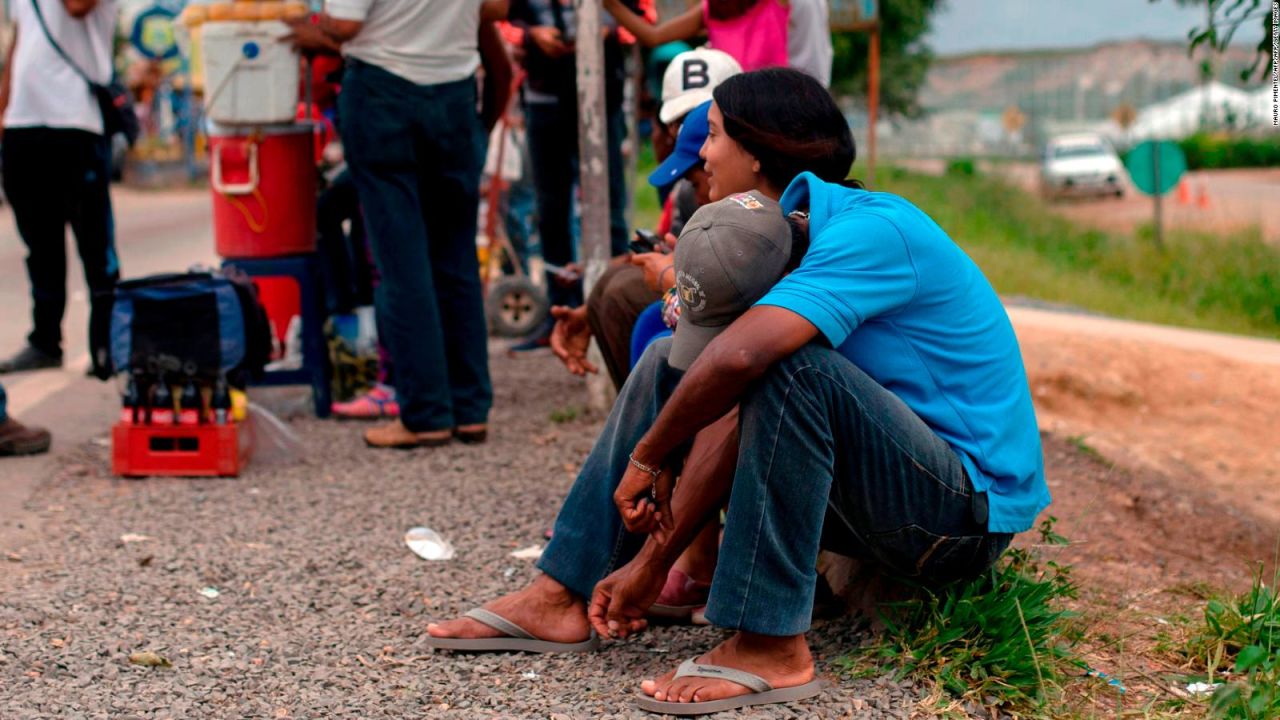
682, 59, 710, 90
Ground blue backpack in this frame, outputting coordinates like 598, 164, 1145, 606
110, 271, 271, 383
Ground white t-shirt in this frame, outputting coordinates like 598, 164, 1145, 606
327, 0, 484, 86
787, 0, 832, 88
4, 0, 118, 134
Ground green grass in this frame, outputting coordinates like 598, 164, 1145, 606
630, 151, 1280, 339
632, 142, 662, 231
845, 518, 1082, 714
873, 167, 1280, 340
1179, 563, 1280, 719
1066, 434, 1112, 467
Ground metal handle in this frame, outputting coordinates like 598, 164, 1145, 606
211, 140, 258, 195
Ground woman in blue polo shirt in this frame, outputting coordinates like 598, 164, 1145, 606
609, 67, 1049, 713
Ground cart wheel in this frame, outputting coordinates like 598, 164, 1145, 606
486, 276, 549, 338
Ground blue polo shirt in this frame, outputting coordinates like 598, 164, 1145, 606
757, 172, 1048, 534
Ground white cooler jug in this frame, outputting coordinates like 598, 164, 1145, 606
202, 21, 299, 125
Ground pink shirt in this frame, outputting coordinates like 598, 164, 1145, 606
703, 0, 790, 72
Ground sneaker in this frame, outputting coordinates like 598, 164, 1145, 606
0, 417, 52, 456
0, 345, 62, 374
332, 385, 400, 420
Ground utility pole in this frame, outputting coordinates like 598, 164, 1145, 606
574, 0, 613, 409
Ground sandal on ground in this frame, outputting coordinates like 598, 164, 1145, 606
332, 385, 400, 420
422, 608, 599, 654
636, 658, 825, 716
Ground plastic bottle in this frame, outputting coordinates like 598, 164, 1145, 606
212, 374, 232, 425
179, 377, 203, 425
151, 374, 175, 426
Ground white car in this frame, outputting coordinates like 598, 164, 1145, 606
1040, 134, 1125, 199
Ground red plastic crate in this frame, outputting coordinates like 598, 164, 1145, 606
112, 421, 249, 478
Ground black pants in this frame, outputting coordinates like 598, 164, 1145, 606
525, 101, 629, 308
2, 127, 118, 373
316, 168, 373, 314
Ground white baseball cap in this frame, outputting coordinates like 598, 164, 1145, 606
659, 48, 743, 125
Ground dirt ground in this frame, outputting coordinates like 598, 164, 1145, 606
1007, 309, 1280, 713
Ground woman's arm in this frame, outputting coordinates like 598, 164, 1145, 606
601, 0, 703, 48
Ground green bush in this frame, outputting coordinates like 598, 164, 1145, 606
945, 157, 977, 177
855, 518, 1080, 712
1180, 134, 1280, 170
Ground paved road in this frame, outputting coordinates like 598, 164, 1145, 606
0, 188, 215, 548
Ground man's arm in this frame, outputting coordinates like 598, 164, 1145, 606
284, 14, 362, 53
616, 305, 821, 534
478, 20, 513, 132
600, 0, 701, 48
481, 0, 510, 22
0, 28, 17, 134
590, 408, 740, 638
62, 0, 100, 18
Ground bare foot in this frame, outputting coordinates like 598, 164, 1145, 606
426, 574, 591, 643
640, 632, 814, 705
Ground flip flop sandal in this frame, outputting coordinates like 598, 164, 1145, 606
423, 608, 600, 654
635, 658, 825, 716
332, 387, 400, 420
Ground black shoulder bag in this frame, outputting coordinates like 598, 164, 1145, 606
30, 0, 139, 146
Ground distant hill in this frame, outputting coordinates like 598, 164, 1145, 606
922, 40, 1264, 118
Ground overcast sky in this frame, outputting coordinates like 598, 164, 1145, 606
925, 0, 1217, 55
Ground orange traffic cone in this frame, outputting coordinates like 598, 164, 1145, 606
1196, 182, 1211, 210
1175, 178, 1192, 205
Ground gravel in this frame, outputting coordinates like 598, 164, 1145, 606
0, 344, 934, 718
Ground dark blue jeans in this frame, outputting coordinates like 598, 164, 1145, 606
339, 61, 492, 431
525, 101, 629, 308
538, 339, 1012, 636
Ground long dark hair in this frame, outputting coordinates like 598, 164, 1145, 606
712, 68, 859, 191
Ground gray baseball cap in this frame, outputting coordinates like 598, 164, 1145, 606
669, 192, 793, 371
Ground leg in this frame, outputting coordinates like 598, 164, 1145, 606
418, 80, 492, 427
585, 262, 660, 391
524, 101, 579, 307
340, 63, 452, 432
707, 343, 1009, 637
315, 170, 361, 313
605, 105, 630, 258
2, 129, 71, 360
65, 131, 120, 377
427, 338, 681, 641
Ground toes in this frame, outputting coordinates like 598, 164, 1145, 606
640, 679, 658, 697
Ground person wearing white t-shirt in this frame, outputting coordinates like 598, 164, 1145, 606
0, 0, 120, 378
787, 0, 832, 87
287, 0, 508, 449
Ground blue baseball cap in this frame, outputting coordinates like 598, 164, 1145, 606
648, 100, 711, 190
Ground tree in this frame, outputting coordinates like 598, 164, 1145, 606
830, 0, 940, 118
1151, 0, 1276, 81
